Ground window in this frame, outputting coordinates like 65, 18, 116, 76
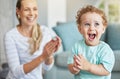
99, 0, 120, 23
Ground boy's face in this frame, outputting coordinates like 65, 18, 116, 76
79, 12, 105, 46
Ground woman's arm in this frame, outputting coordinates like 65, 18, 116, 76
5, 34, 26, 78
23, 39, 58, 74
43, 36, 61, 70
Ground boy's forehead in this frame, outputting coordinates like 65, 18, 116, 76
81, 12, 103, 21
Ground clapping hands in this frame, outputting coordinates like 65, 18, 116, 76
73, 54, 91, 73
42, 36, 61, 59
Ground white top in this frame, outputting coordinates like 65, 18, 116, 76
4, 25, 56, 79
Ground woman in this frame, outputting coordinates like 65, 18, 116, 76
4, 0, 61, 79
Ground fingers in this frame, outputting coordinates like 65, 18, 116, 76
74, 55, 81, 65
74, 55, 81, 70
78, 54, 82, 58
75, 54, 90, 71
52, 36, 61, 45
52, 36, 61, 52
56, 36, 62, 44
46, 40, 58, 55
73, 66, 80, 72
43, 36, 61, 59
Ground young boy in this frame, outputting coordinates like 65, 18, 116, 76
67, 5, 115, 79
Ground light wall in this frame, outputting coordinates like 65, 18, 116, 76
37, 0, 48, 26
0, 0, 14, 64
0, 0, 99, 65
66, 0, 100, 22
48, 0, 66, 27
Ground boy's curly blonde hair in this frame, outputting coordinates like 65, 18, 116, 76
76, 5, 107, 28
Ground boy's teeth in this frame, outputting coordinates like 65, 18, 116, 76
89, 34, 95, 39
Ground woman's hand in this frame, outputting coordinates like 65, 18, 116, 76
42, 36, 61, 60
53, 36, 61, 52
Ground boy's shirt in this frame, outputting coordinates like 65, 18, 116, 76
67, 39, 115, 79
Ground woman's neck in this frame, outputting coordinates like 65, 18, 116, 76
17, 25, 33, 37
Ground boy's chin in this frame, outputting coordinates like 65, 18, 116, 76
85, 40, 99, 46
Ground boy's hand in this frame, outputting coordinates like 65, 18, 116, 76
72, 55, 81, 73
74, 54, 91, 71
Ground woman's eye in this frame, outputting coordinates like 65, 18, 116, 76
24, 9, 29, 11
33, 8, 38, 11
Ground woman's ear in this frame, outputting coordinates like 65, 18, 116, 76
16, 8, 21, 19
16, 8, 20, 16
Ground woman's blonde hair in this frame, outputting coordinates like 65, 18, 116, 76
29, 24, 42, 54
16, 0, 42, 54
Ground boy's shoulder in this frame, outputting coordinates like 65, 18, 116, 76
74, 40, 111, 49
100, 41, 110, 47
99, 41, 113, 52
73, 39, 84, 48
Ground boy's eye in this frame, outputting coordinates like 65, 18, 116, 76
95, 23, 99, 26
84, 23, 90, 26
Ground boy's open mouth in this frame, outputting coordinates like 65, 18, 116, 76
88, 33, 96, 41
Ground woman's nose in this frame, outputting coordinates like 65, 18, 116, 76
29, 10, 34, 16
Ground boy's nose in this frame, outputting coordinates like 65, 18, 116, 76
89, 25, 94, 31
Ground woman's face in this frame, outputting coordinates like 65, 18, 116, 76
79, 12, 105, 46
17, 0, 38, 26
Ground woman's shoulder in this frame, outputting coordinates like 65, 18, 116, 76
40, 25, 55, 34
40, 25, 47, 29
5, 27, 18, 37
40, 25, 51, 31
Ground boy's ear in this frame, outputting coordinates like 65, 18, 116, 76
78, 25, 83, 34
102, 27, 106, 34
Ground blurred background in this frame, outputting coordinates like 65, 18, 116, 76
0, 0, 120, 78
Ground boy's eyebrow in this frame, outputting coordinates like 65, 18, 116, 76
82, 21, 89, 23
94, 20, 102, 23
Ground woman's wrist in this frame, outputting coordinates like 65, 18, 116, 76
45, 55, 54, 65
